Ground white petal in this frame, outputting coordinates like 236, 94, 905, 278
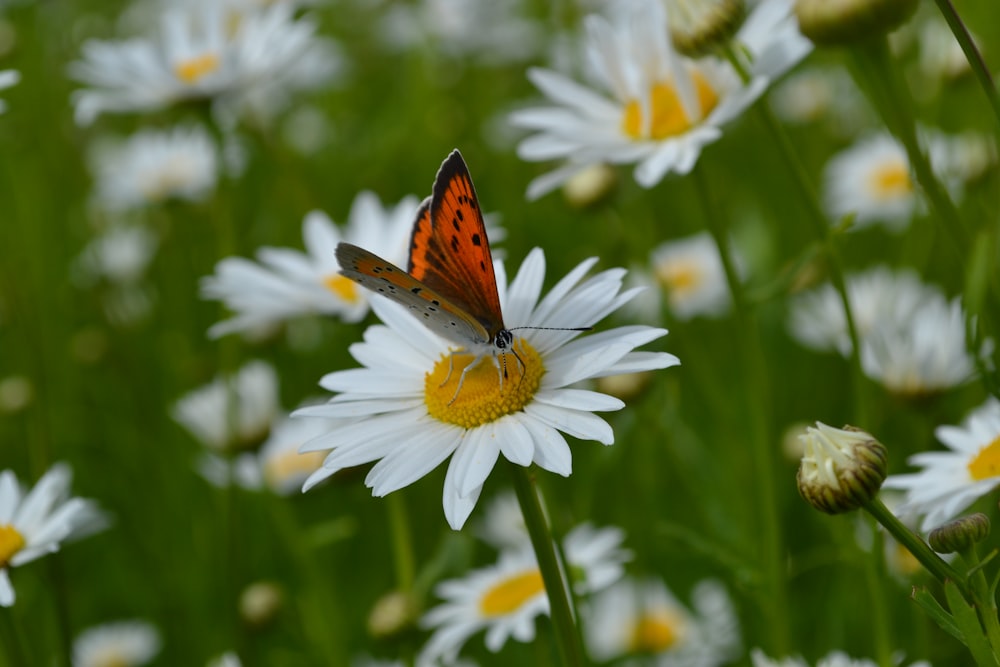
520, 415, 572, 476
0, 570, 13, 607
534, 389, 624, 412
443, 458, 483, 530
496, 416, 535, 467
451, 428, 501, 498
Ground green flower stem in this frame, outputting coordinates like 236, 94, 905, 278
944, 580, 1000, 667
387, 492, 416, 591
0, 609, 27, 667
849, 38, 970, 255
723, 45, 868, 425
510, 463, 586, 667
961, 548, 1000, 659
693, 167, 789, 653
864, 498, 964, 586
861, 527, 894, 667
932, 0, 1000, 131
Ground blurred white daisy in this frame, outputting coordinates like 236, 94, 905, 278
201, 193, 419, 338
860, 294, 980, 396
585, 577, 740, 666
172, 360, 280, 452
89, 125, 218, 211
70, 4, 323, 125
476, 491, 530, 551
509, 0, 810, 198
73, 620, 161, 667
378, 0, 543, 66
651, 231, 736, 321
197, 412, 331, 495
0, 69, 18, 113
418, 523, 630, 666
0, 464, 105, 607
298, 249, 679, 528
883, 397, 1000, 531
823, 133, 914, 230
769, 66, 868, 137
787, 266, 940, 355
74, 225, 159, 286
207, 652, 242, 667
751, 649, 930, 667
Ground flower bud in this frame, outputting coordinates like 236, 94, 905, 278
562, 163, 617, 209
928, 513, 990, 554
797, 422, 888, 514
795, 0, 918, 46
239, 581, 284, 628
367, 590, 418, 639
666, 0, 746, 57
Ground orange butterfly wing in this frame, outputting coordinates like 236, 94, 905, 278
407, 150, 505, 339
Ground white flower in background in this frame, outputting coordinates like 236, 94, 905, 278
0, 464, 106, 607
917, 17, 974, 83
751, 649, 930, 667
172, 360, 280, 451
823, 133, 914, 230
476, 491, 530, 551
70, 4, 323, 125
770, 66, 868, 136
418, 523, 630, 666
883, 397, 1000, 531
90, 125, 218, 211
74, 225, 159, 286
202, 193, 419, 338
73, 620, 161, 667
509, 0, 809, 198
206, 652, 242, 667
788, 267, 940, 355
926, 128, 996, 193
860, 294, 979, 396
378, 0, 543, 66
651, 231, 736, 321
197, 413, 331, 495
0, 69, 18, 113
298, 249, 679, 529
585, 577, 740, 665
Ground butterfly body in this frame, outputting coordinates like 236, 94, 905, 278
335, 150, 513, 360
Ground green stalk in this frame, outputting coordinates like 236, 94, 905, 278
861, 526, 894, 667
693, 167, 788, 652
0, 609, 27, 667
931, 0, 1000, 131
962, 548, 1000, 659
387, 492, 416, 592
863, 498, 964, 586
509, 463, 586, 667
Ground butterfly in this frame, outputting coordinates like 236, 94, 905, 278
336, 150, 584, 402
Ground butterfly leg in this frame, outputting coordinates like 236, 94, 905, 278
447, 353, 488, 406
438, 349, 460, 388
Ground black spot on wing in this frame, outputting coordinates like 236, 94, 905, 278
471, 233, 481, 247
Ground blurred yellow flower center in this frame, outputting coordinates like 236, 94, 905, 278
174, 53, 220, 84
622, 72, 719, 140
869, 160, 912, 200
656, 259, 702, 297
968, 436, 1000, 480
479, 570, 544, 616
264, 449, 325, 489
91, 650, 129, 667
0, 524, 25, 566
324, 274, 362, 303
629, 612, 681, 653
425, 340, 542, 429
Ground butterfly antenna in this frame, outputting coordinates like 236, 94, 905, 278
509, 326, 593, 333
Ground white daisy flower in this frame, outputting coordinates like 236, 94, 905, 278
73, 620, 161, 667
172, 360, 280, 451
476, 491, 530, 551
201, 193, 419, 338
207, 652, 242, 667
378, 0, 543, 66
70, 4, 321, 126
883, 397, 1000, 531
860, 294, 979, 396
298, 249, 679, 529
197, 413, 331, 495
418, 523, 630, 666
651, 231, 736, 321
585, 577, 740, 665
89, 125, 218, 211
0, 464, 105, 607
787, 266, 940, 355
823, 133, 915, 230
769, 66, 868, 136
751, 649, 930, 667
509, 0, 809, 198
0, 69, 19, 114
73, 225, 159, 286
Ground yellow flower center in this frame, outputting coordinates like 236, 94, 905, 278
868, 160, 912, 201
0, 524, 25, 566
479, 569, 545, 617
968, 436, 1000, 481
629, 611, 682, 653
91, 650, 130, 667
324, 274, 362, 303
622, 72, 719, 140
264, 449, 325, 489
174, 53, 221, 84
656, 259, 702, 298
425, 339, 543, 429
